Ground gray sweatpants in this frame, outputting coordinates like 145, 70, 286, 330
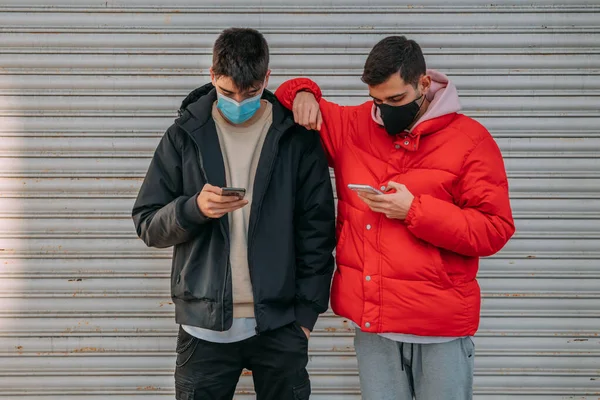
354, 328, 474, 400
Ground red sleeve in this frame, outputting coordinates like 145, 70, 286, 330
275, 77, 323, 108
275, 78, 356, 167
405, 135, 515, 257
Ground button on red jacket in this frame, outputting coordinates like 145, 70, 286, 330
275, 70, 515, 337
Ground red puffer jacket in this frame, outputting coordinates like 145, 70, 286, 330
275, 71, 515, 337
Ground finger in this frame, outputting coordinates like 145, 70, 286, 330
365, 205, 385, 214
292, 102, 299, 124
308, 105, 319, 130
356, 192, 370, 202
207, 194, 236, 204
370, 207, 391, 215
306, 106, 316, 130
202, 184, 222, 194
357, 191, 375, 199
356, 192, 372, 201
358, 196, 377, 208
316, 110, 323, 131
386, 181, 405, 191
208, 194, 243, 204
301, 106, 313, 128
364, 202, 391, 213
225, 200, 249, 210
358, 192, 386, 203
219, 199, 249, 209
211, 200, 248, 212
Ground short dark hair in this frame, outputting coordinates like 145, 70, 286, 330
212, 28, 270, 91
362, 36, 426, 88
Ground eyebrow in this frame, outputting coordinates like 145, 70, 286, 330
370, 91, 408, 101
218, 85, 234, 95
217, 85, 261, 96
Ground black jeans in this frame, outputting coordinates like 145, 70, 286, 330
174, 322, 311, 400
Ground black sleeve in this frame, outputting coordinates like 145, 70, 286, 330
132, 126, 209, 248
293, 132, 336, 331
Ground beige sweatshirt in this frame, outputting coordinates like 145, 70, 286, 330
212, 101, 273, 318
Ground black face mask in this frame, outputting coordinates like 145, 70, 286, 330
377, 95, 424, 136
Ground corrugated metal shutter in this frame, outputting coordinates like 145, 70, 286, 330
0, 1, 598, 398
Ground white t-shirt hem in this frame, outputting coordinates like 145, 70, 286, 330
183, 318, 257, 344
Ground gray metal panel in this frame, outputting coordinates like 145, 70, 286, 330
0, 1, 598, 398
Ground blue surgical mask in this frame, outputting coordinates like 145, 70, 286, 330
216, 90, 263, 124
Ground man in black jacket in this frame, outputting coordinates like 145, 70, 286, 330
132, 28, 336, 400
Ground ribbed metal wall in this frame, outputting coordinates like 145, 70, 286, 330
0, 1, 598, 398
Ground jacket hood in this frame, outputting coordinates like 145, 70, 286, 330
371, 69, 462, 134
178, 82, 216, 116
177, 82, 287, 126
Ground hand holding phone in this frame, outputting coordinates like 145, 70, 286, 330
196, 184, 248, 219
353, 181, 415, 220
348, 184, 384, 195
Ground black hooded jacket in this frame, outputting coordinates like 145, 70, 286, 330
132, 83, 335, 333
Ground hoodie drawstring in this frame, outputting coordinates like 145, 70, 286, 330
399, 342, 415, 372
400, 342, 404, 371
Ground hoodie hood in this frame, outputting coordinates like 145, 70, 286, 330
371, 69, 461, 134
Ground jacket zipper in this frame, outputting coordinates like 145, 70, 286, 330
222, 254, 230, 331
247, 123, 291, 334
182, 115, 292, 334
249, 139, 280, 335
185, 132, 231, 331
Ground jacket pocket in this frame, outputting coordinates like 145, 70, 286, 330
292, 377, 311, 400
336, 219, 348, 254
429, 245, 454, 289
175, 386, 194, 400
292, 321, 309, 345
171, 239, 221, 302
335, 201, 359, 268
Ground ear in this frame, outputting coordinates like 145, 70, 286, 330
264, 69, 272, 89
420, 75, 432, 96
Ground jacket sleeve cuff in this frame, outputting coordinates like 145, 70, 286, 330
275, 78, 323, 109
178, 193, 210, 230
295, 302, 320, 331
404, 196, 420, 226
293, 78, 323, 102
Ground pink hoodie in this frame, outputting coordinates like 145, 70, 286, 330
371, 69, 462, 133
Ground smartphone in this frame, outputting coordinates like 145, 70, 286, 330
347, 184, 384, 195
221, 187, 247, 199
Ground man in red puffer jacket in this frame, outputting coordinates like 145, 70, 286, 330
275, 36, 515, 400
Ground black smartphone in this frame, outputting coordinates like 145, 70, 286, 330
221, 187, 247, 199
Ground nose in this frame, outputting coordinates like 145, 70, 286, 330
231, 94, 246, 103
